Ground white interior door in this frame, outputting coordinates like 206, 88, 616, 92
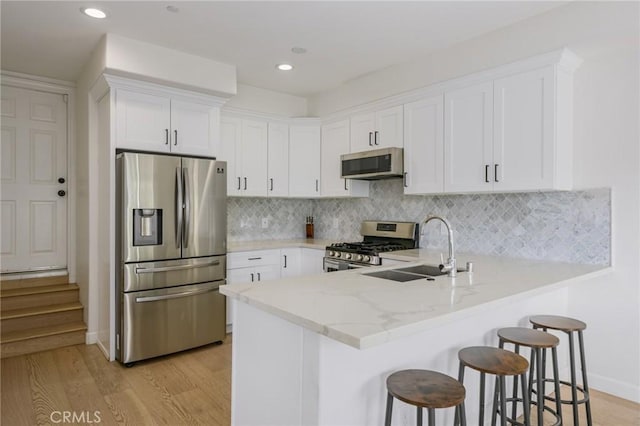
1, 85, 68, 273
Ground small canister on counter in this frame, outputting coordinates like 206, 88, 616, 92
306, 216, 314, 239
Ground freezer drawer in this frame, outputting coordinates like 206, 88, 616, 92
122, 255, 226, 292
119, 281, 226, 364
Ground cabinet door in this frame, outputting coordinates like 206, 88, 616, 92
226, 267, 253, 326
170, 100, 220, 157
444, 82, 494, 193
280, 248, 301, 277
493, 68, 554, 191
321, 120, 351, 197
267, 122, 289, 197
254, 264, 281, 283
301, 248, 325, 275
289, 125, 321, 197
241, 120, 268, 196
349, 113, 375, 153
403, 95, 444, 194
115, 89, 170, 152
375, 105, 404, 148
220, 116, 242, 196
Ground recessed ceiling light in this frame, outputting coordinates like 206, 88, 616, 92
276, 64, 294, 71
166, 5, 180, 13
291, 47, 307, 54
81, 7, 107, 19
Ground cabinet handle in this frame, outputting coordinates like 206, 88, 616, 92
165, 129, 169, 145
270, 178, 274, 191
250, 273, 254, 282
283, 255, 287, 268
344, 179, 348, 191
485, 165, 490, 183
315, 179, 319, 192
374, 130, 379, 145
368, 132, 373, 146
257, 272, 261, 281
494, 164, 499, 183
403, 172, 409, 188
174, 130, 178, 146
237, 177, 241, 190
248, 257, 262, 260
244, 177, 247, 190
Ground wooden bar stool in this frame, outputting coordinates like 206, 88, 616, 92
385, 369, 466, 426
492, 327, 562, 426
456, 346, 530, 426
530, 315, 593, 426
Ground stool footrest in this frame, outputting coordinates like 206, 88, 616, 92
497, 397, 562, 426
532, 378, 590, 405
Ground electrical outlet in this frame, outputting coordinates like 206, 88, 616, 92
261, 217, 269, 229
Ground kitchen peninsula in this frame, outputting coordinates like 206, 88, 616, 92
220, 251, 608, 425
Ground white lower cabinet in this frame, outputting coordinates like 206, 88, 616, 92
301, 248, 325, 275
280, 248, 301, 277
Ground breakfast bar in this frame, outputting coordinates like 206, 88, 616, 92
220, 252, 608, 425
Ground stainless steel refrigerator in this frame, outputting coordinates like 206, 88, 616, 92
115, 151, 227, 365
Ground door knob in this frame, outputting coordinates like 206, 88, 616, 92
58, 190, 66, 197
58, 177, 65, 184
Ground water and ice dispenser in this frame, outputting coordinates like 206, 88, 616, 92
133, 209, 162, 246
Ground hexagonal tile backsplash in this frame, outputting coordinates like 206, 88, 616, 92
228, 180, 610, 265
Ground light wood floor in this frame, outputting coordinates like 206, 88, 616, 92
2, 337, 639, 425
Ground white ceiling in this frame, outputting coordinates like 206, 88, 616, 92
1, 1, 566, 97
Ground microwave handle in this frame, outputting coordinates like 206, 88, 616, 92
368, 132, 373, 146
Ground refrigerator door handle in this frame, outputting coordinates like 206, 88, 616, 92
134, 260, 220, 274
135, 287, 217, 303
175, 167, 183, 249
183, 167, 191, 248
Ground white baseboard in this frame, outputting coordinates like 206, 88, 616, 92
85, 331, 98, 345
588, 372, 640, 403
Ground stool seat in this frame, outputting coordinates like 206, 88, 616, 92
459, 346, 529, 376
498, 327, 560, 348
529, 315, 586, 332
387, 369, 466, 409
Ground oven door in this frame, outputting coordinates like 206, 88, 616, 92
323, 257, 367, 273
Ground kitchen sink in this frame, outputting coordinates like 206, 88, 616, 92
364, 264, 465, 282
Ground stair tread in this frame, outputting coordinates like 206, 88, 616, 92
1, 302, 83, 320
1, 283, 78, 298
2, 321, 87, 343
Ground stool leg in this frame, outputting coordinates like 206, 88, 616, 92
551, 346, 563, 425
535, 348, 544, 426
520, 372, 531, 426
417, 407, 422, 426
479, 372, 486, 426
511, 344, 521, 422
385, 393, 393, 426
427, 408, 434, 426
491, 375, 499, 426
459, 402, 467, 426
578, 330, 593, 426
568, 331, 580, 426
499, 375, 507, 426
528, 347, 536, 418
455, 364, 466, 426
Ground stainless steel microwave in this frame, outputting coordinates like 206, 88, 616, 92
341, 147, 404, 180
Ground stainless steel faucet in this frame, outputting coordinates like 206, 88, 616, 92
421, 216, 457, 277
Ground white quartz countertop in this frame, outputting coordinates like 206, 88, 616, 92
220, 250, 610, 350
227, 239, 331, 252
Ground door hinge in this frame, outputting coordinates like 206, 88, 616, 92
116, 333, 120, 351
62, 94, 69, 103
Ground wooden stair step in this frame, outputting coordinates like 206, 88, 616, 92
1, 302, 84, 334
1, 322, 86, 358
1, 284, 79, 311
0, 274, 69, 291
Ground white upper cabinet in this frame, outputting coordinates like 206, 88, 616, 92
267, 122, 289, 197
403, 95, 445, 194
350, 105, 403, 152
493, 67, 556, 191
220, 116, 268, 197
289, 124, 321, 197
321, 120, 369, 197
444, 82, 494, 193
115, 88, 221, 157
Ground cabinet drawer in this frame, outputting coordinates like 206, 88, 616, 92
227, 249, 280, 269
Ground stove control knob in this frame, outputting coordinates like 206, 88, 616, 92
329, 251, 335, 257
345, 253, 352, 260
335, 252, 341, 258
356, 254, 363, 262
363, 255, 371, 263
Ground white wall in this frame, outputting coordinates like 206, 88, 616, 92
225, 83, 308, 117
309, 1, 640, 401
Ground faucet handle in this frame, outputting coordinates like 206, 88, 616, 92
440, 253, 444, 264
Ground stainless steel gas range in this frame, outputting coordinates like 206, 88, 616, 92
323, 221, 419, 272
